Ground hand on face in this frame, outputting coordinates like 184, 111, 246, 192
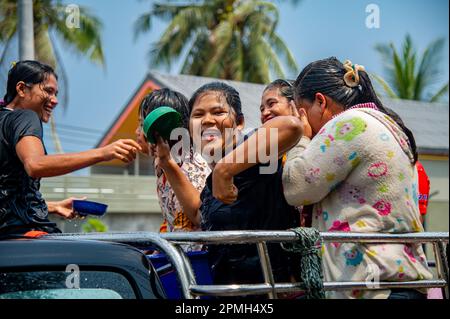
151, 134, 172, 168
291, 106, 313, 139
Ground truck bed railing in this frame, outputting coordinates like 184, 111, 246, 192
45, 231, 449, 299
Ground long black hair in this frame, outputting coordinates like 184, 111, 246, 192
264, 79, 295, 102
188, 82, 244, 124
294, 57, 418, 163
1, 60, 57, 106
139, 88, 190, 129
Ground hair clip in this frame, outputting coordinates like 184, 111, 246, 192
343, 60, 365, 88
11, 61, 17, 68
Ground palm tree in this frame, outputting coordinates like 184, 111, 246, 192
374, 34, 449, 103
0, 0, 104, 153
135, 0, 298, 84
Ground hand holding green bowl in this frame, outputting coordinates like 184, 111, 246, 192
143, 106, 182, 144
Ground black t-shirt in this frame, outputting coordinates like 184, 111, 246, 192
200, 139, 300, 284
0, 107, 60, 235
201, 161, 298, 232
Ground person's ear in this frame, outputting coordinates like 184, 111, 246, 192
16, 81, 27, 98
314, 93, 327, 113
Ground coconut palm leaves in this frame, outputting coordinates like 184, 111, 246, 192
375, 34, 449, 102
0, 0, 104, 67
135, 0, 298, 83
0, 0, 105, 153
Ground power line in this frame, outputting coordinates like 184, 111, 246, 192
44, 128, 101, 141
53, 123, 105, 134
43, 134, 96, 146
44, 125, 102, 137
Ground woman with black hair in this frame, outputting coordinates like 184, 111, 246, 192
259, 79, 314, 228
189, 82, 303, 286
260, 79, 296, 124
281, 57, 432, 299
0, 61, 141, 236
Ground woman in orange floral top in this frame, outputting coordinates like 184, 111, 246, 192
136, 89, 210, 251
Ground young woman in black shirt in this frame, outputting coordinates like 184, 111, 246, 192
0, 61, 141, 236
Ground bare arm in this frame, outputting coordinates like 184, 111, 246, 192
16, 136, 141, 178
213, 116, 303, 204
159, 159, 202, 226
154, 136, 202, 226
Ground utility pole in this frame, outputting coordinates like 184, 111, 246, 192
18, 0, 35, 60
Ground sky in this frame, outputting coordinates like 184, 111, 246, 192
3, 0, 450, 159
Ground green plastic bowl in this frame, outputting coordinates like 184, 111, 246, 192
143, 106, 182, 144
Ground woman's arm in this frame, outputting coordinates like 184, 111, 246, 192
282, 111, 367, 206
213, 115, 303, 204
153, 136, 203, 226
16, 136, 141, 178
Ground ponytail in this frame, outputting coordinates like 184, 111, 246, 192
294, 57, 418, 163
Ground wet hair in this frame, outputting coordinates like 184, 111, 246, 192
139, 88, 190, 129
294, 57, 418, 163
264, 79, 294, 101
1, 60, 57, 106
188, 82, 244, 124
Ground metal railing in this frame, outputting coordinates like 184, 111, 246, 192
45, 231, 449, 299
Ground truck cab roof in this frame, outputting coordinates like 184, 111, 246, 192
0, 238, 165, 299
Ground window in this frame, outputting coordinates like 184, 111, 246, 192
0, 270, 136, 299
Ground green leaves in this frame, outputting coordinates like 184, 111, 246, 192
375, 34, 448, 102
82, 218, 108, 233
136, 0, 298, 84
0, 0, 105, 67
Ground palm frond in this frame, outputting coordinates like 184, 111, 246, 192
376, 35, 448, 103
0, 1, 17, 41
52, 4, 105, 66
226, 31, 244, 81
150, 6, 208, 68
152, 2, 199, 20
268, 32, 298, 74
133, 12, 152, 41
391, 43, 409, 98
140, 0, 295, 83
371, 73, 399, 99
429, 82, 449, 103
205, 19, 233, 75
181, 32, 210, 75
260, 37, 285, 79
